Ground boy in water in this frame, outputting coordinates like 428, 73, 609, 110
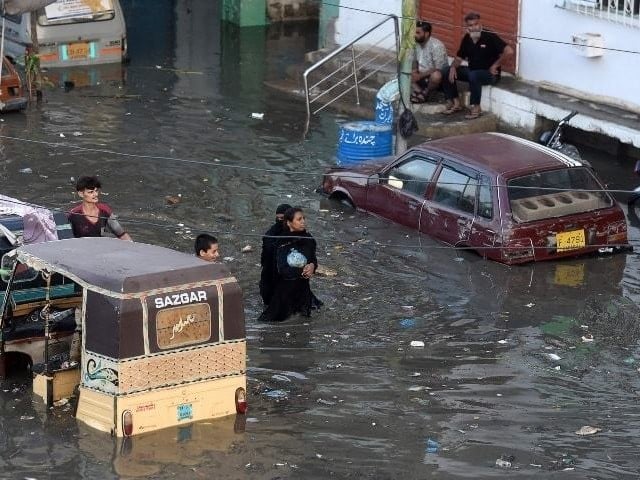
195, 234, 220, 262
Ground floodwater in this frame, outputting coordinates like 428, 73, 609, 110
2, 2, 640, 479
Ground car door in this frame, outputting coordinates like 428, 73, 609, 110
423, 162, 479, 246
366, 153, 439, 230
466, 174, 500, 257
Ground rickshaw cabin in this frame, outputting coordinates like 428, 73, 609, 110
13, 238, 247, 436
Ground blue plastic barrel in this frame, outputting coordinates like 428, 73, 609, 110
337, 121, 393, 166
375, 97, 393, 125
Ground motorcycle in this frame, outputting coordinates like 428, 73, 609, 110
538, 110, 584, 162
628, 160, 640, 206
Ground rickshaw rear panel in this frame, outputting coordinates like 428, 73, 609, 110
2, 238, 247, 436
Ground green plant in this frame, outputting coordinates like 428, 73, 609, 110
24, 51, 42, 100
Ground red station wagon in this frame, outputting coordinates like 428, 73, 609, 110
321, 133, 629, 265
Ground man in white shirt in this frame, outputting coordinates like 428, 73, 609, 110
411, 21, 449, 103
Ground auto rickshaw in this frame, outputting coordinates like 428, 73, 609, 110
0, 195, 77, 376
0, 237, 247, 436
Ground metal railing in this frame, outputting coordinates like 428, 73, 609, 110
303, 15, 399, 132
562, 0, 640, 27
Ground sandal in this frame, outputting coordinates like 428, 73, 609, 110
410, 91, 427, 104
464, 109, 482, 119
442, 105, 462, 115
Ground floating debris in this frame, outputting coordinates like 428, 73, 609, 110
251, 112, 264, 120
264, 389, 288, 399
408, 386, 429, 392
426, 438, 439, 454
399, 318, 416, 328
575, 425, 601, 436
495, 454, 515, 468
241, 245, 253, 253
315, 265, 337, 277
410, 340, 425, 348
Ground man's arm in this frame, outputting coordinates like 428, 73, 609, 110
489, 44, 514, 76
448, 38, 468, 82
447, 56, 464, 82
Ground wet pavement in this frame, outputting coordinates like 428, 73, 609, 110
2, 2, 640, 478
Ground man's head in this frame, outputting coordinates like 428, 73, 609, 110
415, 21, 432, 45
464, 12, 482, 40
195, 234, 220, 262
275, 203, 292, 223
76, 175, 102, 203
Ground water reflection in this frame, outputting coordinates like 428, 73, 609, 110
0, 0, 640, 477
77, 417, 246, 477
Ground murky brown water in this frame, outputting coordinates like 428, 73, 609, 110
1, 2, 640, 479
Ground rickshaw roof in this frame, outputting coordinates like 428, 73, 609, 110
16, 238, 228, 295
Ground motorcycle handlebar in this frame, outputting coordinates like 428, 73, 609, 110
560, 111, 578, 123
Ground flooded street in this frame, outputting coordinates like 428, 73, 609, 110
2, 2, 640, 478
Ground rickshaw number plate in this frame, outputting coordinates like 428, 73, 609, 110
556, 229, 585, 252
67, 42, 89, 59
177, 403, 193, 421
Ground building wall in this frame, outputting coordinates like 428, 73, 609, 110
333, 0, 401, 49
519, 0, 640, 110
419, 0, 518, 73
267, 0, 319, 22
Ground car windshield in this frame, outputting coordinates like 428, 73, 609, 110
507, 167, 613, 223
38, 0, 114, 26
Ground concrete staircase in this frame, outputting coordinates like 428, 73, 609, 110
265, 46, 497, 140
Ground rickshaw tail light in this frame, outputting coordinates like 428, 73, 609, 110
122, 410, 134, 437
235, 388, 248, 414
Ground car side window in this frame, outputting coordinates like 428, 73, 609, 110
385, 157, 438, 197
478, 176, 494, 219
433, 166, 478, 214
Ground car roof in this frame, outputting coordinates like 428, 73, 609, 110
16, 237, 232, 295
415, 132, 583, 176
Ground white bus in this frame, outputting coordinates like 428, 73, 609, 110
35, 0, 127, 67
0, 12, 31, 65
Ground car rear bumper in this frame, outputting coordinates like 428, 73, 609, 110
0, 96, 27, 112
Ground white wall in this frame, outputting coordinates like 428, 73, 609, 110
333, 0, 401, 49
519, 0, 640, 110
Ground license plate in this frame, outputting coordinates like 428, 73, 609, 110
67, 42, 89, 59
556, 229, 585, 252
177, 403, 192, 421
554, 263, 585, 287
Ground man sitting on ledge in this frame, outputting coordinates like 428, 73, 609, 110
442, 12, 513, 119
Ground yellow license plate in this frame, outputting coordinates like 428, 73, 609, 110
556, 229, 586, 252
554, 263, 585, 287
67, 42, 89, 59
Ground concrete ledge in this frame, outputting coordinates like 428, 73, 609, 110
483, 82, 640, 149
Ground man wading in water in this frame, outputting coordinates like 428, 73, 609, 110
68, 176, 132, 240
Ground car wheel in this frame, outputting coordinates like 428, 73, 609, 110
329, 193, 355, 210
